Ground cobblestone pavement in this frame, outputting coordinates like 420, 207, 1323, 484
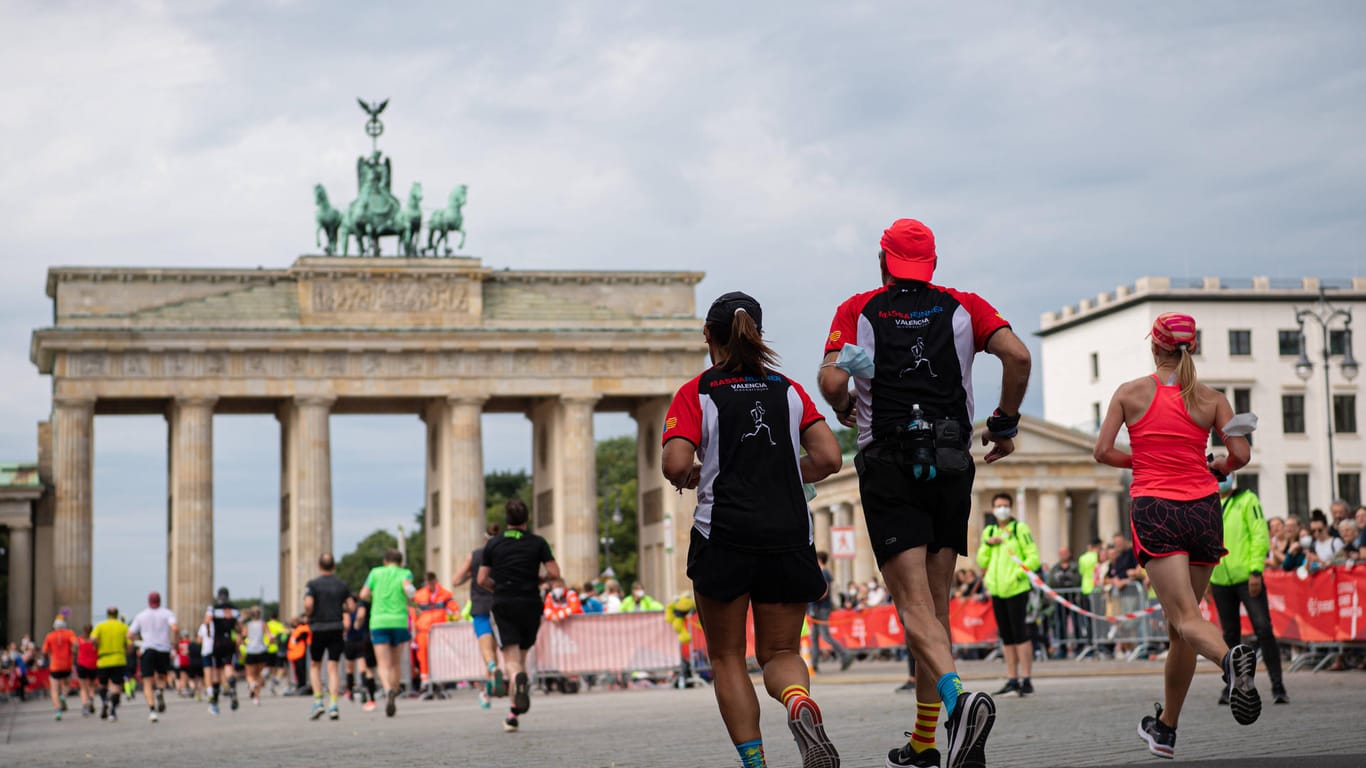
4, 663, 1364, 767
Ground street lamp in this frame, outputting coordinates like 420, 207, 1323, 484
598, 489, 624, 577
1294, 289, 1360, 505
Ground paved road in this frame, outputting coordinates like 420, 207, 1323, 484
4, 663, 1364, 767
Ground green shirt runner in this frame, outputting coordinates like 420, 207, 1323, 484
364, 564, 414, 630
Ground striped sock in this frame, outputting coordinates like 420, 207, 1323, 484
736, 738, 766, 768
911, 700, 941, 753
780, 684, 810, 712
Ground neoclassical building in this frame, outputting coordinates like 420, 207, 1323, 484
24, 256, 707, 629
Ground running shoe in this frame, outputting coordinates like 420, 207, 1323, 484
991, 680, 1018, 696
503, 715, 519, 733
149, 711, 159, 724
1217, 688, 1230, 706
894, 680, 916, 695
886, 740, 940, 768
943, 692, 995, 768
362, 700, 377, 713
208, 702, 219, 716
108, 711, 118, 723
386, 687, 398, 718
309, 701, 326, 720
1018, 679, 1034, 696
327, 704, 339, 721
512, 672, 530, 715
156, 689, 166, 713
479, 690, 491, 710
492, 668, 507, 698
55, 710, 62, 722
1272, 686, 1290, 705
100, 704, 108, 720
1223, 644, 1261, 725
1137, 703, 1176, 759
840, 654, 855, 672
229, 687, 240, 711
60, 698, 69, 712
787, 695, 840, 768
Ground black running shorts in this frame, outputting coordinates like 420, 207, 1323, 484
139, 649, 171, 678
207, 640, 238, 669
991, 592, 1031, 645
96, 666, 126, 687
77, 665, 97, 681
856, 445, 975, 566
50, 669, 72, 680
344, 639, 376, 666
491, 599, 542, 651
686, 527, 826, 604
309, 629, 345, 663
244, 652, 272, 666
1130, 494, 1226, 567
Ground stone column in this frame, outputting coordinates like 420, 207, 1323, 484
1098, 491, 1122, 541
831, 503, 852, 590
424, 396, 487, 584
167, 397, 215, 629
52, 396, 94, 629
812, 505, 833, 558
7, 519, 33, 642
1037, 489, 1064, 567
279, 397, 334, 617
632, 397, 692, 600
559, 396, 600, 587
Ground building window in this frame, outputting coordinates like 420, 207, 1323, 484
1193, 329, 1203, 356
1330, 329, 1351, 357
1286, 473, 1310, 518
1234, 388, 1253, 446
1091, 401, 1101, 432
1228, 329, 1252, 356
1282, 394, 1306, 434
1238, 472, 1260, 497
1339, 473, 1361, 509
1278, 330, 1301, 356
1089, 352, 1099, 380
1335, 394, 1357, 434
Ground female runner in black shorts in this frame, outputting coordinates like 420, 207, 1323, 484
1094, 312, 1258, 760
663, 291, 844, 768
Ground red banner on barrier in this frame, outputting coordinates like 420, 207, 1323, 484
949, 597, 998, 645
1336, 568, 1366, 642
1264, 569, 1339, 643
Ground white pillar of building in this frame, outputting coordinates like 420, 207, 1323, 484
279, 397, 333, 618
7, 519, 33, 642
166, 397, 215, 629
1098, 491, 1122, 541
424, 396, 487, 584
559, 396, 600, 588
1037, 489, 1064, 566
632, 397, 692, 601
812, 505, 833, 558
831, 503, 852, 590
51, 396, 94, 630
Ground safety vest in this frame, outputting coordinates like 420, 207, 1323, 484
266, 619, 285, 654
286, 624, 311, 662
410, 584, 457, 634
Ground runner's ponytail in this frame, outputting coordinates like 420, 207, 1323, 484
1175, 343, 1198, 411
716, 308, 779, 376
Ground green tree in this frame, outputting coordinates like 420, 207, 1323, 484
835, 426, 858, 455
484, 469, 530, 527
404, 508, 425, 579
336, 529, 399, 593
596, 435, 639, 588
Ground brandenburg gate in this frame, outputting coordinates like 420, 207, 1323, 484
30, 257, 705, 628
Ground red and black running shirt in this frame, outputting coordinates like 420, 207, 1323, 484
663, 367, 825, 553
825, 282, 1009, 448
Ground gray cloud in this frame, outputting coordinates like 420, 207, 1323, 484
3, 0, 1364, 611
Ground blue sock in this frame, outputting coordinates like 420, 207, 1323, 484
735, 738, 765, 768
936, 672, 964, 714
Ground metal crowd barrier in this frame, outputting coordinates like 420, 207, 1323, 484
427, 612, 682, 687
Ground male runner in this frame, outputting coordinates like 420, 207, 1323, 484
819, 218, 1031, 768
358, 548, 415, 718
477, 498, 559, 733
343, 594, 378, 711
128, 591, 178, 722
91, 606, 131, 722
305, 553, 351, 720
41, 616, 78, 720
204, 587, 242, 715
452, 523, 506, 709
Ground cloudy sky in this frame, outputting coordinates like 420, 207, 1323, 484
2, 1, 1364, 615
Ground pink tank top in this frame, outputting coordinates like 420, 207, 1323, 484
1128, 375, 1218, 501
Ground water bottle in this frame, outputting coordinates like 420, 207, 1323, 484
907, 403, 936, 481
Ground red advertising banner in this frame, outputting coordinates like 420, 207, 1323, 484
1264, 569, 1339, 643
949, 597, 999, 645
1335, 568, 1366, 642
